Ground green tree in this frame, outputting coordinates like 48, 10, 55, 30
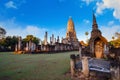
0, 38, 6, 51
110, 32, 120, 48
11, 36, 18, 50
0, 36, 18, 51
85, 31, 89, 45
23, 35, 40, 45
112, 36, 115, 41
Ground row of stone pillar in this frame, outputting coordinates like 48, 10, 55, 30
25, 41, 36, 52
44, 31, 62, 45
15, 36, 36, 52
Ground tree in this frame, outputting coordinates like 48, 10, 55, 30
110, 32, 120, 48
85, 31, 89, 45
23, 35, 40, 45
0, 36, 18, 51
112, 36, 115, 41
11, 36, 18, 50
0, 38, 6, 51
32, 37, 40, 45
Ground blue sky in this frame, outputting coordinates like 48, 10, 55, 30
0, 0, 120, 42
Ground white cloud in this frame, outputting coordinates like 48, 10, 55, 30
0, 17, 66, 42
108, 21, 114, 26
0, 18, 66, 43
0, 18, 47, 40
5, 1, 17, 9
96, 2, 105, 14
6, 25, 47, 39
100, 25, 120, 41
83, 19, 90, 24
80, 5, 83, 8
96, 0, 120, 20
25, 25, 46, 36
77, 31, 91, 43
82, 0, 94, 5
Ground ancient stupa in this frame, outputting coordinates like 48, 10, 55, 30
66, 17, 78, 42
62, 17, 79, 49
89, 13, 108, 58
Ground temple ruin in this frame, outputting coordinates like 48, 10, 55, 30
62, 17, 79, 49
89, 13, 108, 58
15, 17, 80, 54
70, 13, 120, 80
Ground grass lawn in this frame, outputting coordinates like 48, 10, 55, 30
0, 51, 78, 80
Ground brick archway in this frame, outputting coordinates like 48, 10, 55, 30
94, 38, 104, 58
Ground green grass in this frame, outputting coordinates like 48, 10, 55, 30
0, 51, 78, 80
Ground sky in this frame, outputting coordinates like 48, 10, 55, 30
0, 0, 120, 42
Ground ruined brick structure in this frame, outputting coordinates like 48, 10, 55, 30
62, 17, 79, 50
15, 17, 80, 53
89, 13, 108, 58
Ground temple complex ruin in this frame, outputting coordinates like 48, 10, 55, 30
15, 17, 80, 54
13, 12, 120, 80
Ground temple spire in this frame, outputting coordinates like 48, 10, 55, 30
66, 17, 77, 41
92, 12, 98, 30
93, 13, 97, 25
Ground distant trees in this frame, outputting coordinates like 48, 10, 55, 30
22, 35, 39, 45
85, 31, 89, 45
112, 36, 115, 41
0, 35, 40, 52
0, 36, 18, 51
110, 32, 120, 48
0, 38, 6, 50
85, 32, 89, 37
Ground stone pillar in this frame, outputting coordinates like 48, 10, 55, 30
28, 40, 32, 52
26, 42, 29, 51
61, 37, 63, 43
41, 44, 43, 51
44, 31, 48, 45
90, 42, 94, 56
50, 37, 52, 45
18, 36, 22, 51
34, 43, 36, 51
70, 54, 76, 77
55, 38, 56, 43
82, 57, 89, 77
15, 44, 18, 52
79, 45, 82, 60
52, 34, 54, 45
31, 42, 34, 52
57, 36, 59, 43
104, 44, 109, 54
104, 44, 107, 52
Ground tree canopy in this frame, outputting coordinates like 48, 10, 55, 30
0, 35, 40, 51
110, 32, 120, 48
23, 35, 40, 45
0, 36, 18, 51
